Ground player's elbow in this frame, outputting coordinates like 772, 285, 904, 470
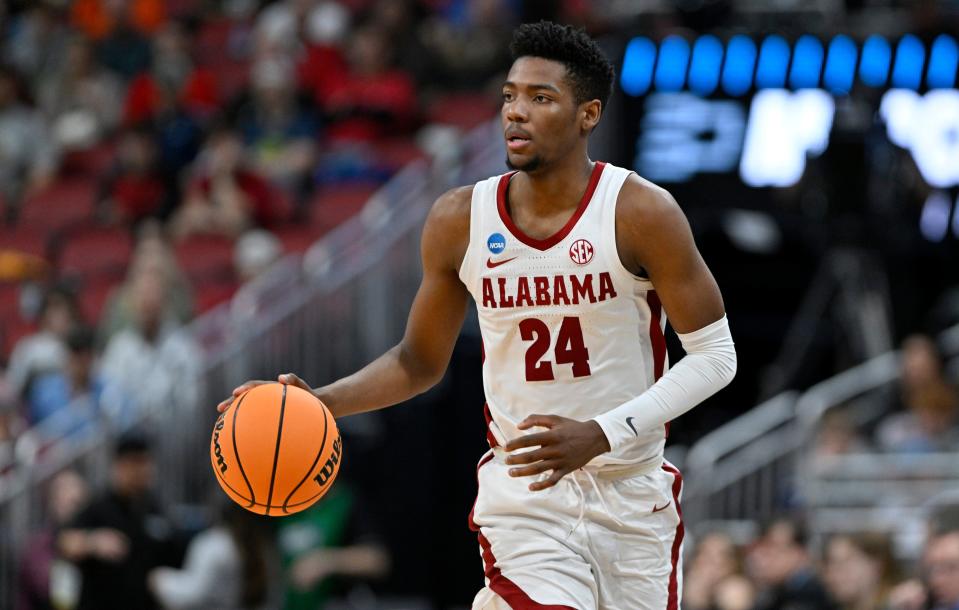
396, 342, 447, 394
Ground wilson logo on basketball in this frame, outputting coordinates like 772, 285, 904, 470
314, 435, 342, 487
212, 417, 227, 474
569, 239, 593, 265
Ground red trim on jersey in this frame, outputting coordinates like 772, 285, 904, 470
467, 451, 495, 529
647, 290, 670, 436
662, 463, 685, 610
483, 403, 499, 448
648, 290, 666, 380
468, 455, 576, 610
496, 162, 606, 251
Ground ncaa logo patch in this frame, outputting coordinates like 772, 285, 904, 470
569, 239, 594, 265
487, 233, 506, 254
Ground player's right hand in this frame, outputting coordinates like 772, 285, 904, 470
216, 373, 314, 413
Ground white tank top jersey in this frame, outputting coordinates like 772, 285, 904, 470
458, 161, 670, 469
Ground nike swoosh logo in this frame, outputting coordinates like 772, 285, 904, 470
652, 501, 671, 513
626, 417, 638, 436
486, 257, 517, 269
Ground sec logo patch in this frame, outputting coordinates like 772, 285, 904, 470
569, 239, 593, 265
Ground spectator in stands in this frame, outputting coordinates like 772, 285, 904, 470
98, 125, 173, 226
171, 127, 277, 240
889, 527, 959, 610
18, 469, 89, 610
6, 286, 80, 401
808, 408, 871, 474
26, 326, 108, 441
148, 501, 275, 609
876, 335, 959, 453
255, 0, 350, 56
0, 381, 21, 476
322, 24, 416, 144
420, 0, 514, 92
234, 55, 318, 195
124, 21, 219, 125
4, 2, 70, 95
99, 257, 201, 413
74, 0, 161, 80
823, 533, 898, 610
0, 64, 59, 208
38, 35, 122, 151
748, 518, 836, 610
685, 531, 743, 610
234, 229, 283, 283
277, 482, 389, 609
99, 225, 193, 343
58, 433, 180, 610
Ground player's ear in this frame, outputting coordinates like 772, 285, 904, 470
580, 99, 601, 134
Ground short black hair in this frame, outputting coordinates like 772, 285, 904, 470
510, 21, 615, 111
115, 432, 152, 458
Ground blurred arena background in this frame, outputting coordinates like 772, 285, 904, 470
1, 0, 959, 609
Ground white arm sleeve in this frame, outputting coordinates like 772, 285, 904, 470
592, 315, 736, 452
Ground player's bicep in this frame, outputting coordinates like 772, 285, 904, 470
626, 186, 725, 334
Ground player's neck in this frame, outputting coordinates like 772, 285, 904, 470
515, 154, 594, 215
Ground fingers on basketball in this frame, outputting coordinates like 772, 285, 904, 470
211, 382, 342, 516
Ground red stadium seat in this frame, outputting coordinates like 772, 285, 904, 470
58, 226, 133, 282
426, 92, 499, 131
77, 275, 121, 325
174, 236, 236, 283
195, 279, 239, 313
0, 224, 52, 260
62, 141, 117, 177
0, 284, 22, 321
19, 178, 98, 233
307, 183, 378, 232
274, 224, 323, 254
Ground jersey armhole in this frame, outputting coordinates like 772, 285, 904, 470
603, 170, 655, 288
457, 182, 483, 283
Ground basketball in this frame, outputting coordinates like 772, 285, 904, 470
210, 383, 342, 516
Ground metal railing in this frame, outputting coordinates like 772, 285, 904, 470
683, 323, 959, 552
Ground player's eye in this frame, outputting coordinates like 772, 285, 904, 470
502, 92, 514, 102
533, 95, 550, 103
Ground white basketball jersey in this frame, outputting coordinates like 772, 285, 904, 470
458, 162, 669, 468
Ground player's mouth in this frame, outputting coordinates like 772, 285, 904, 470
506, 135, 532, 151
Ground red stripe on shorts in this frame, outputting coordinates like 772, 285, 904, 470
475, 532, 576, 610
647, 290, 670, 437
468, 454, 575, 609
662, 463, 685, 610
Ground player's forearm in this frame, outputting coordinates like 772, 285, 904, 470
315, 343, 444, 418
593, 316, 737, 451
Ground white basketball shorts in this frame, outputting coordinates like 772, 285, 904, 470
468, 448, 684, 610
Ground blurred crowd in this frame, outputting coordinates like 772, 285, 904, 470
684, 512, 959, 610
19, 432, 391, 610
0, 0, 594, 476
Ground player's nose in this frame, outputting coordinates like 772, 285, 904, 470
503, 99, 529, 124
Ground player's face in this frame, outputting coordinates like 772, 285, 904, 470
502, 57, 581, 172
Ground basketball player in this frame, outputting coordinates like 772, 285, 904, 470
220, 21, 736, 609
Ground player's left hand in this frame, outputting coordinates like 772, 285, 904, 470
504, 414, 612, 491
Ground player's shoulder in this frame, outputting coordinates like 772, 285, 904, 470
431, 184, 474, 218
426, 185, 474, 234
616, 172, 687, 229
421, 185, 474, 265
